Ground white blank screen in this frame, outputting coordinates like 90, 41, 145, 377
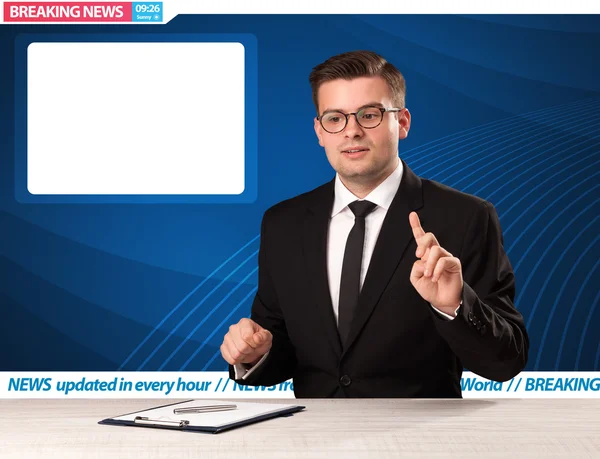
27, 42, 245, 195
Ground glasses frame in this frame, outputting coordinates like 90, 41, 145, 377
317, 106, 403, 134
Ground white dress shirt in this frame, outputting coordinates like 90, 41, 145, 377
235, 158, 457, 380
327, 158, 403, 323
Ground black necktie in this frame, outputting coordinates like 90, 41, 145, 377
338, 200, 377, 346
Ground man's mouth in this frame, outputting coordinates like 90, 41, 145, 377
342, 147, 369, 154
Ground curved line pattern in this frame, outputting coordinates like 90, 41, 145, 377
171, 267, 259, 371
517, 195, 599, 328
593, 290, 600, 370
413, 101, 600, 177
402, 98, 600, 161
139, 250, 259, 370
504, 169, 600, 258
420, 105, 600, 181
197, 287, 258, 372
119, 234, 259, 370
532, 220, 599, 370
495, 153, 600, 215
488, 145, 600, 219
568, 257, 600, 370
446, 119, 600, 189
474, 143, 598, 200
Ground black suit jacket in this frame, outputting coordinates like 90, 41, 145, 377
230, 161, 529, 398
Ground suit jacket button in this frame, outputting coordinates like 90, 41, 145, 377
340, 375, 352, 387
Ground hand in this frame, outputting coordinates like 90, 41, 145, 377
220, 318, 272, 366
409, 212, 463, 316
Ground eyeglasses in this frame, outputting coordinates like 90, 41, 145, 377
317, 106, 403, 134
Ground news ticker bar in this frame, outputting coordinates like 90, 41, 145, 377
3, 2, 163, 22
1, 372, 600, 398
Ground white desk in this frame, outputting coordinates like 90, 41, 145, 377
1, 399, 599, 458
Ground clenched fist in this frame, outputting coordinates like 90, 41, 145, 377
220, 318, 272, 366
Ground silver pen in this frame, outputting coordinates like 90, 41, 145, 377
135, 416, 190, 427
173, 404, 237, 414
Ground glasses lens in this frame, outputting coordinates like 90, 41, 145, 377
356, 107, 383, 128
321, 111, 346, 133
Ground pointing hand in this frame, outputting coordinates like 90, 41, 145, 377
409, 212, 463, 316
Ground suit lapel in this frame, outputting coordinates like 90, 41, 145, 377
343, 161, 424, 353
303, 180, 343, 358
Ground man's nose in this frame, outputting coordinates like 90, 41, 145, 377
344, 114, 364, 138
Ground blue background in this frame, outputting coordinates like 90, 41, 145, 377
0, 15, 599, 374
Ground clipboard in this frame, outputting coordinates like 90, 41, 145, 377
99, 399, 305, 434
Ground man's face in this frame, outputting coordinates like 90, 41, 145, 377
314, 76, 410, 185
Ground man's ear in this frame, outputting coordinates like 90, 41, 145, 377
314, 117, 325, 147
398, 108, 411, 141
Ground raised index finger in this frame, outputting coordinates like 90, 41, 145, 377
409, 211, 426, 239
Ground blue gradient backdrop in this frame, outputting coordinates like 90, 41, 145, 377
0, 15, 598, 374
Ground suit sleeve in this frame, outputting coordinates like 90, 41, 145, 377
431, 201, 529, 382
228, 209, 297, 386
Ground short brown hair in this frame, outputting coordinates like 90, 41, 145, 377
309, 50, 406, 114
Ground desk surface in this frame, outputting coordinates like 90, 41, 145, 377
1, 399, 599, 458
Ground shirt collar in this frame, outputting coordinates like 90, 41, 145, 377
331, 158, 403, 217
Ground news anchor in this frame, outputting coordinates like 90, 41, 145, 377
220, 50, 529, 398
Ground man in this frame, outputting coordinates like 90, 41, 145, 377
220, 50, 529, 398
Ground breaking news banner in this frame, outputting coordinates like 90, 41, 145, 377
3, 373, 600, 399
3, 2, 163, 23
0, 2, 599, 401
